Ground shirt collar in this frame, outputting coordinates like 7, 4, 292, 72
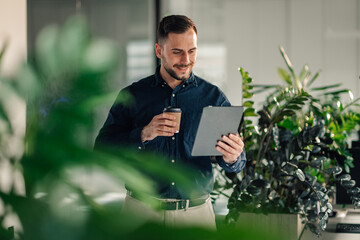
153, 65, 198, 87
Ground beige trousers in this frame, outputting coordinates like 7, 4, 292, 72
121, 195, 217, 230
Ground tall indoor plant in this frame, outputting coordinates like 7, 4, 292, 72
213, 47, 360, 239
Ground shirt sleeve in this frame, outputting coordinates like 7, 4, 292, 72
94, 90, 145, 150
212, 88, 246, 172
216, 150, 246, 173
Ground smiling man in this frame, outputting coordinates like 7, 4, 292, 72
94, 15, 246, 230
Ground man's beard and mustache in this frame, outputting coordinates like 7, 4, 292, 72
164, 63, 194, 81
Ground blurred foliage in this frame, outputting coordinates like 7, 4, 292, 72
213, 46, 360, 239
0, 15, 252, 240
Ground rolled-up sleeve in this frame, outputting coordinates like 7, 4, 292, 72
216, 151, 246, 173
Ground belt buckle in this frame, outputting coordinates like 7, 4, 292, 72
160, 199, 194, 210
177, 200, 187, 210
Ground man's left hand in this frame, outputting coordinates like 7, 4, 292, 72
216, 133, 244, 164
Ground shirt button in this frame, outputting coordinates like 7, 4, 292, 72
138, 146, 142, 150
172, 137, 175, 140
162, 85, 164, 87
172, 94, 175, 97
171, 159, 175, 163
182, 85, 185, 88
171, 182, 175, 185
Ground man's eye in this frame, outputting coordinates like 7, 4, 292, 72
173, 51, 181, 54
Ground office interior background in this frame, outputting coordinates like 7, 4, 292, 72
24, 0, 360, 139
1, 0, 360, 238
2, 0, 360, 131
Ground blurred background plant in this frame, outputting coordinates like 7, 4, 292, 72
213, 47, 360, 239
0, 15, 282, 240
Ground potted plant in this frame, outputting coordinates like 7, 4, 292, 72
212, 47, 360, 239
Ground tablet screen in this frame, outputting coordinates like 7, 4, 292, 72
191, 106, 243, 156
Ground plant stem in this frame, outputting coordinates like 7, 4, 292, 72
214, 189, 231, 198
298, 220, 307, 240
255, 123, 274, 171
217, 169, 231, 185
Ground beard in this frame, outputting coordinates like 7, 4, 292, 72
163, 58, 194, 81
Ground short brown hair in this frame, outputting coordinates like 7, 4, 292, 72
157, 15, 197, 44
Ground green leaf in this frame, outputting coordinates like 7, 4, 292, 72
58, 15, 89, 68
311, 84, 342, 91
279, 46, 297, 85
243, 101, 254, 107
14, 64, 42, 101
0, 39, 8, 66
306, 71, 320, 87
324, 90, 350, 96
243, 91, 253, 99
295, 77, 303, 90
244, 120, 253, 125
299, 64, 309, 82
243, 77, 252, 84
253, 84, 279, 89
244, 108, 257, 117
286, 104, 302, 110
333, 134, 346, 141
278, 117, 297, 130
80, 91, 125, 110
345, 159, 355, 168
275, 110, 295, 122
35, 24, 61, 77
295, 169, 306, 181
277, 68, 292, 85
81, 39, 119, 74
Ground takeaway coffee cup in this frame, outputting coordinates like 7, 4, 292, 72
163, 107, 182, 133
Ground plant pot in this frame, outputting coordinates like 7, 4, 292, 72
236, 212, 304, 240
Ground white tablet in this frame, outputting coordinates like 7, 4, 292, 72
191, 106, 244, 156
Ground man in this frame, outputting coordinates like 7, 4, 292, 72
94, 15, 246, 229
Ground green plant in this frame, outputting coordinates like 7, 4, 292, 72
0, 15, 198, 240
0, 15, 291, 240
214, 47, 360, 239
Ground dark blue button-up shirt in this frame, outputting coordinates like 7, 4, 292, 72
95, 66, 246, 199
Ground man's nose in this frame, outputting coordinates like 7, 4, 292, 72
180, 52, 190, 64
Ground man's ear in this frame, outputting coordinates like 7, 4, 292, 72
155, 43, 162, 59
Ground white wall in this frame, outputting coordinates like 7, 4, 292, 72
0, 0, 27, 234
164, 0, 360, 106
0, 0, 27, 192
0, 0, 27, 76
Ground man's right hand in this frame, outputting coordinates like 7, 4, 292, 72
141, 113, 178, 142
